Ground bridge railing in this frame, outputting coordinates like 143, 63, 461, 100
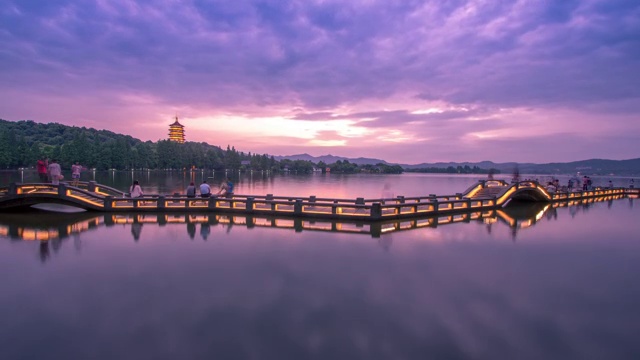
0, 181, 636, 220
99, 192, 501, 220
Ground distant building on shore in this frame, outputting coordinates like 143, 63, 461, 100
168, 116, 185, 143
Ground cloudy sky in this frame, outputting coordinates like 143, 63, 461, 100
1, 0, 639, 164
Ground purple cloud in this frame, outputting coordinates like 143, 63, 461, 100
0, 0, 639, 163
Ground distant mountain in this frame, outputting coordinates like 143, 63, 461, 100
276, 154, 640, 176
401, 160, 513, 170
274, 153, 389, 165
403, 158, 640, 175
518, 158, 640, 176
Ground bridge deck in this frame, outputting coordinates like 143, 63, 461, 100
0, 180, 636, 221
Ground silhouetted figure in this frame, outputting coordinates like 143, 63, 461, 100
200, 180, 211, 198
377, 236, 393, 252
217, 178, 234, 196
381, 183, 394, 204
200, 223, 210, 241
187, 217, 196, 239
187, 224, 196, 239
37, 157, 49, 182
71, 161, 84, 187
48, 159, 62, 185
511, 166, 520, 183
129, 180, 144, 198
131, 223, 143, 241
186, 182, 196, 198
39, 241, 50, 262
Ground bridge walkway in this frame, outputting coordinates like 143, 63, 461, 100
0, 180, 636, 221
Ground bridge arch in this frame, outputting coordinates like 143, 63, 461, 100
509, 187, 552, 202
0, 194, 97, 211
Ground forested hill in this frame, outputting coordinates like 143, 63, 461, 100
0, 119, 276, 170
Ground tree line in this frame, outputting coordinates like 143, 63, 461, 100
0, 119, 403, 174
0, 119, 278, 171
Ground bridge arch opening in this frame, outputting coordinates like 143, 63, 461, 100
510, 188, 551, 202
31, 203, 88, 213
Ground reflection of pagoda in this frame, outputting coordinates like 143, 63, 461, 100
168, 116, 185, 143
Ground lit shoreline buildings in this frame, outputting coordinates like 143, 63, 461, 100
168, 116, 185, 143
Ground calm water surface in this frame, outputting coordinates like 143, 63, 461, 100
1, 172, 639, 359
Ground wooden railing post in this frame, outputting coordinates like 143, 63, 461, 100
430, 196, 438, 212
158, 196, 166, 209
58, 183, 67, 197
88, 181, 97, 192
246, 197, 255, 212
8, 183, 17, 195
208, 197, 217, 210
294, 199, 303, 214
370, 223, 382, 238
104, 196, 113, 210
371, 202, 382, 220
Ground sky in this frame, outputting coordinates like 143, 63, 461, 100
1, 0, 639, 164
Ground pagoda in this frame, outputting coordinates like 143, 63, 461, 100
168, 116, 185, 143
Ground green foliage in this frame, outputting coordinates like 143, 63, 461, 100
329, 160, 360, 173
279, 159, 316, 174
0, 119, 298, 172
0, 119, 230, 170
0, 119, 407, 174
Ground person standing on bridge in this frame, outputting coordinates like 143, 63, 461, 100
36, 157, 48, 183
71, 162, 84, 187
48, 159, 62, 185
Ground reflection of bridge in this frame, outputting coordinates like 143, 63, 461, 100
0, 180, 636, 221
0, 194, 630, 243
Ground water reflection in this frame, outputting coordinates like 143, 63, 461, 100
1, 198, 638, 359
0, 195, 630, 261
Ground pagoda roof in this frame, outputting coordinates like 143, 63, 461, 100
170, 117, 184, 127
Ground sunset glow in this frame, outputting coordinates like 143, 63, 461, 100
1, 0, 638, 163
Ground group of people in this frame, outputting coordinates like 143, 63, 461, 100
529, 175, 632, 193
129, 178, 234, 199
36, 157, 84, 186
185, 178, 234, 198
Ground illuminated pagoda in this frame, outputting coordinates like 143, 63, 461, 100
168, 116, 185, 143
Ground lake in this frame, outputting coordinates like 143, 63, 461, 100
1, 171, 639, 359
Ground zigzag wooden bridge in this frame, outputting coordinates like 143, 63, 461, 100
0, 180, 636, 221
